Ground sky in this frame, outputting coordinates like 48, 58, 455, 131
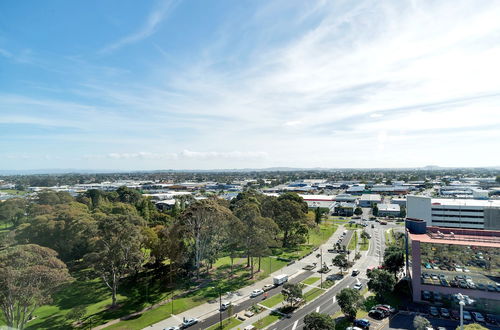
1, 0, 500, 171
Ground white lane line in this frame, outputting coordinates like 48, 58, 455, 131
291, 320, 299, 330
316, 306, 320, 313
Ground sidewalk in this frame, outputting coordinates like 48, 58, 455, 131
148, 226, 346, 329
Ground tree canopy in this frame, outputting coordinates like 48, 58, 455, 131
304, 312, 335, 330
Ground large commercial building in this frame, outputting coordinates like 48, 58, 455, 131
407, 195, 500, 230
378, 203, 401, 217
359, 194, 382, 207
406, 220, 500, 314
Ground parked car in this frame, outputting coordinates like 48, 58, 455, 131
244, 326, 256, 330
346, 327, 363, 330
433, 292, 442, 301
431, 274, 438, 280
440, 308, 450, 318
459, 280, 468, 288
377, 304, 396, 313
352, 269, 360, 276
472, 312, 485, 323
477, 283, 487, 290
250, 289, 264, 297
263, 284, 275, 292
353, 283, 363, 290
485, 314, 499, 325
302, 264, 315, 270
487, 284, 496, 291
220, 301, 231, 311
451, 310, 460, 320
181, 318, 198, 328
374, 306, 391, 316
353, 319, 371, 329
368, 309, 385, 319
463, 311, 472, 321
440, 279, 449, 287
438, 274, 446, 280
429, 306, 439, 317
164, 327, 180, 330
327, 274, 343, 281
422, 273, 431, 279
422, 291, 431, 300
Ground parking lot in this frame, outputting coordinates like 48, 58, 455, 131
384, 312, 500, 330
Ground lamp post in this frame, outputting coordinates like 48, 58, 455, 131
212, 286, 223, 329
456, 293, 474, 330
320, 249, 323, 288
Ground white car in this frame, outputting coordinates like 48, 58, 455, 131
353, 283, 363, 290
250, 289, 264, 297
463, 311, 472, 321
346, 327, 363, 330
164, 327, 180, 330
181, 318, 198, 328
220, 301, 231, 310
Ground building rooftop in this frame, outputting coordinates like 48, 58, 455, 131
378, 204, 400, 212
409, 227, 500, 248
430, 198, 500, 207
359, 194, 382, 201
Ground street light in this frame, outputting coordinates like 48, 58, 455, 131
212, 286, 223, 329
456, 293, 474, 330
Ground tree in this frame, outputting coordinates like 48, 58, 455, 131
360, 230, 370, 240
304, 312, 335, 330
66, 305, 87, 324
262, 193, 310, 247
314, 207, 321, 225
457, 324, 488, 330
282, 283, 303, 307
0, 198, 27, 227
332, 254, 349, 273
383, 245, 405, 279
367, 269, 396, 300
0, 244, 71, 330
336, 288, 362, 320
413, 315, 431, 330
372, 204, 379, 217
84, 215, 144, 307
399, 206, 406, 218
179, 199, 234, 277
354, 207, 363, 216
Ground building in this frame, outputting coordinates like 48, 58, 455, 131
407, 195, 500, 230
299, 194, 336, 209
392, 197, 407, 206
334, 194, 357, 203
359, 194, 382, 207
331, 202, 356, 216
377, 203, 401, 217
406, 219, 500, 314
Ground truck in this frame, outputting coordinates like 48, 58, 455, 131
273, 274, 288, 286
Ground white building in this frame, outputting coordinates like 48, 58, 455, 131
299, 194, 336, 209
377, 204, 401, 217
407, 195, 500, 230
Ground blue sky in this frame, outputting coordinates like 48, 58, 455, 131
1, 0, 500, 170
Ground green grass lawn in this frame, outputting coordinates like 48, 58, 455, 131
260, 293, 284, 308
347, 231, 358, 250
0, 189, 28, 195
359, 236, 369, 251
320, 280, 335, 289
206, 317, 242, 330
304, 287, 325, 303
301, 277, 320, 286
385, 229, 394, 245
253, 313, 280, 329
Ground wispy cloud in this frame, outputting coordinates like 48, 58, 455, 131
99, 0, 178, 54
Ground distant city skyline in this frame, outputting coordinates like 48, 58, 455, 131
1, 0, 500, 170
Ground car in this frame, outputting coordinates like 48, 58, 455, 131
375, 306, 391, 316
250, 289, 264, 297
472, 312, 485, 323
164, 327, 180, 330
302, 264, 315, 270
220, 301, 231, 311
477, 283, 486, 290
346, 327, 363, 330
449, 280, 458, 287
353, 283, 363, 290
433, 292, 442, 301
440, 308, 450, 318
327, 248, 336, 253
263, 284, 275, 292
467, 282, 476, 289
353, 319, 371, 329
244, 326, 256, 330
422, 291, 432, 300
451, 310, 460, 320
375, 304, 396, 314
455, 275, 465, 281
327, 274, 343, 281
352, 269, 360, 276
487, 284, 496, 291
429, 306, 439, 317
368, 309, 385, 319
463, 311, 472, 321
440, 279, 449, 287
423, 273, 431, 279
438, 274, 446, 280
431, 274, 438, 280
181, 318, 198, 328
459, 280, 468, 288
486, 314, 499, 325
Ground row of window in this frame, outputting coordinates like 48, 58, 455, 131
432, 220, 484, 225
432, 214, 484, 219
431, 208, 484, 213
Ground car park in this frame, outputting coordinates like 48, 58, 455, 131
354, 319, 371, 329
181, 318, 198, 328
429, 306, 439, 317
472, 312, 485, 323
440, 308, 450, 318
250, 289, 264, 297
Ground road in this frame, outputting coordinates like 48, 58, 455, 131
192, 271, 313, 330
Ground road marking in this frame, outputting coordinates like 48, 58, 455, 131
316, 306, 320, 313
291, 320, 299, 330
333, 296, 336, 303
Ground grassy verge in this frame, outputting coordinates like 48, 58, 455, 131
385, 229, 394, 245
320, 280, 335, 289
253, 313, 280, 329
347, 231, 358, 250
206, 317, 242, 330
359, 236, 369, 251
260, 293, 284, 308
304, 288, 325, 303
301, 277, 320, 286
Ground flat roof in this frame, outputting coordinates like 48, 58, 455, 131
378, 204, 400, 212
409, 232, 500, 248
431, 198, 500, 207
359, 194, 382, 201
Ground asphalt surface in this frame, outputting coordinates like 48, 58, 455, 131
188, 271, 314, 330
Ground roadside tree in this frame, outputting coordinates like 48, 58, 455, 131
332, 254, 349, 273
282, 283, 304, 307
413, 315, 431, 330
367, 269, 396, 300
304, 312, 335, 330
336, 288, 362, 320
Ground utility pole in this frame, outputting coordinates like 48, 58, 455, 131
320, 248, 323, 288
